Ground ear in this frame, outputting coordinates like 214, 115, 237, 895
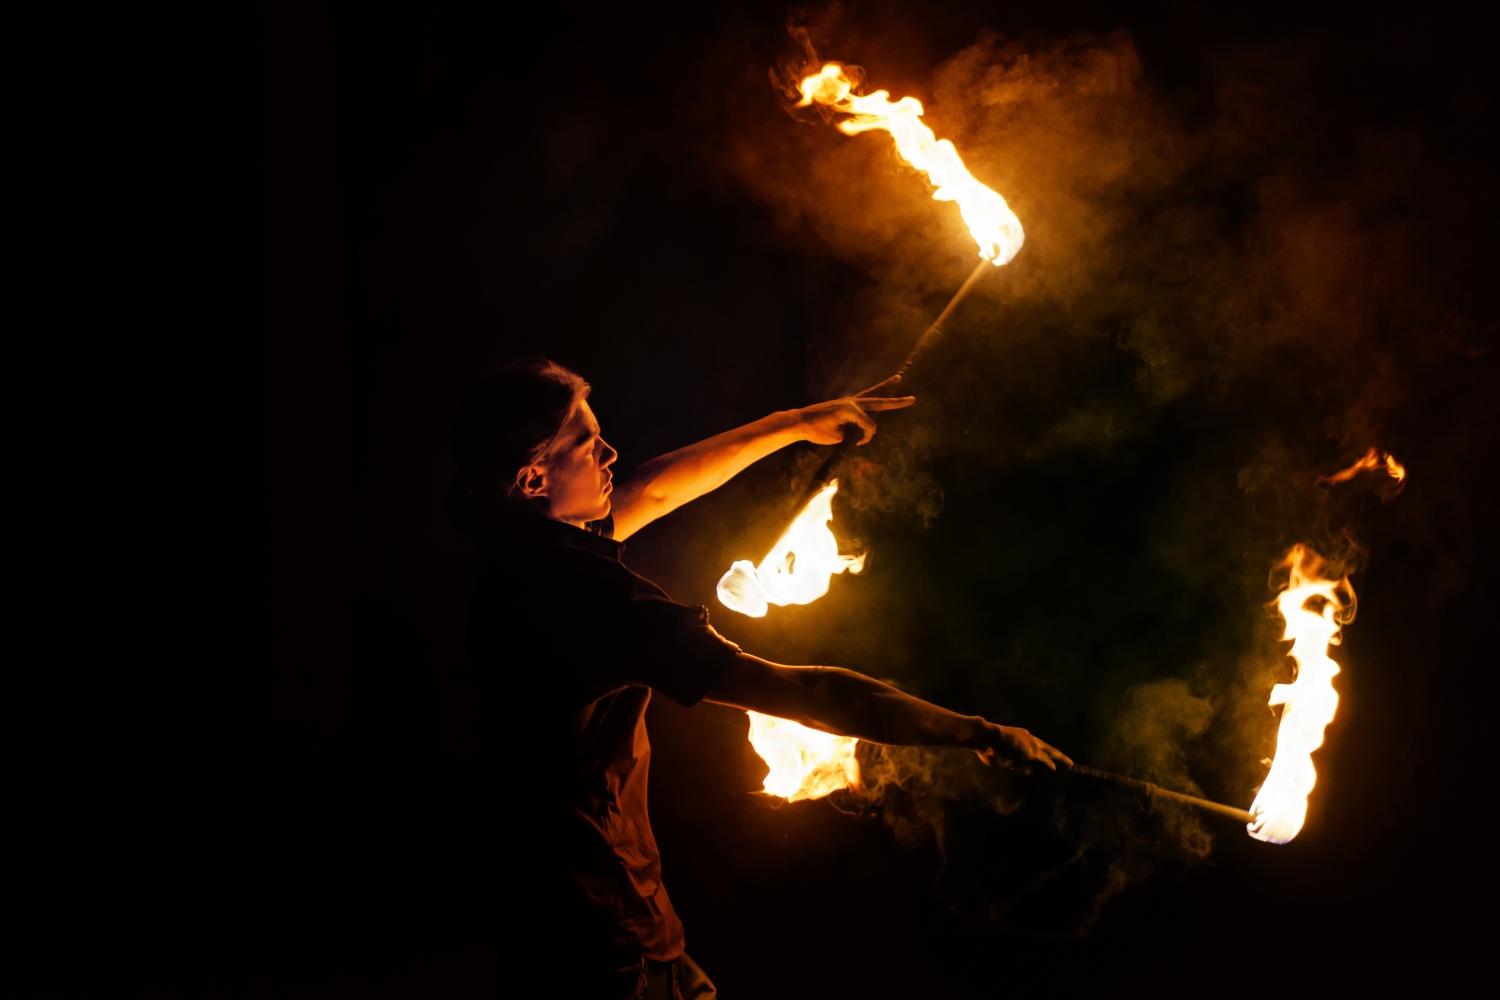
514, 464, 548, 500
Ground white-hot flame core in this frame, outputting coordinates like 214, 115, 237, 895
796, 63, 1025, 266
746, 711, 860, 801
717, 481, 865, 618
1248, 545, 1354, 844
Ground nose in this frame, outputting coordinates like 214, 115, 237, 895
599, 438, 618, 468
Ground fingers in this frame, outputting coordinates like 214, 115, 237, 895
1023, 734, 1070, 771
1012, 734, 1054, 770
801, 386, 914, 445
1023, 736, 1056, 770
853, 374, 902, 397
986, 726, 1071, 773
975, 747, 1029, 774
836, 395, 911, 447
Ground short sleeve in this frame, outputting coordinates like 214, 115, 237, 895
625, 595, 741, 706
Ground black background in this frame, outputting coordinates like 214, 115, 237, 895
21, 0, 1499, 995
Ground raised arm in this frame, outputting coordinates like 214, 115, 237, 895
706, 652, 1072, 771
609, 378, 914, 540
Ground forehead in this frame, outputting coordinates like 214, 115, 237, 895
559, 399, 599, 439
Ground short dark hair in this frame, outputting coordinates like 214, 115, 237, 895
449, 358, 590, 531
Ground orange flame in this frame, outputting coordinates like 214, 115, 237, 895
717, 481, 865, 618
746, 711, 860, 801
1321, 447, 1407, 485
1248, 545, 1355, 844
796, 63, 1024, 266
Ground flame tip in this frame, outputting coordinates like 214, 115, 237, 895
1321, 448, 1407, 487
795, 56, 1024, 264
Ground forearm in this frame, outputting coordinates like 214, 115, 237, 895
611, 412, 804, 539
706, 653, 987, 750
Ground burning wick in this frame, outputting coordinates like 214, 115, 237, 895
796, 63, 1024, 267
746, 711, 861, 801
1066, 765, 1254, 824
1320, 447, 1406, 486
756, 60, 1026, 593
717, 481, 865, 618
1248, 545, 1356, 844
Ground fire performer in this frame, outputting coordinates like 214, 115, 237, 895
452, 358, 1070, 999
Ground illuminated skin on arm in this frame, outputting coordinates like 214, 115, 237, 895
707, 653, 1072, 771
518, 392, 1071, 776
524, 378, 915, 539
610, 378, 914, 539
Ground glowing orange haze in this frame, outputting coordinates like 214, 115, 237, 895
796, 63, 1025, 266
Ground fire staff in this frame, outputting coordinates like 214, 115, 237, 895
451, 359, 1070, 999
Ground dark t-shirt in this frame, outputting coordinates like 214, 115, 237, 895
469, 508, 740, 985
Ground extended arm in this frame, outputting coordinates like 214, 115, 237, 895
609, 378, 914, 540
706, 652, 1071, 770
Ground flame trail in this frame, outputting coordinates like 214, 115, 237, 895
717, 481, 864, 618
734, 61, 1026, 624
747, 711, 861, 801
1321, 447, 1406, 486
727, 60, 1026, 803
796, 63, 1024, 266
1248, 545, 1356, 844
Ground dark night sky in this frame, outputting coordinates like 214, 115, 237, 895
20, 0, 1500, 995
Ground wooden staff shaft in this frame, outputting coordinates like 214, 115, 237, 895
894, 259, 994, 381
796, 260, 997, 506
1066, 764, 1254, 824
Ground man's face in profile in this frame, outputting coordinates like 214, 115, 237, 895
521, 400, 617, 525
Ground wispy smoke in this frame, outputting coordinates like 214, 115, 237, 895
698, 10, 1479, 931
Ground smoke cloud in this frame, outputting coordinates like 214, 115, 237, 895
682, 11, 1489, 932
